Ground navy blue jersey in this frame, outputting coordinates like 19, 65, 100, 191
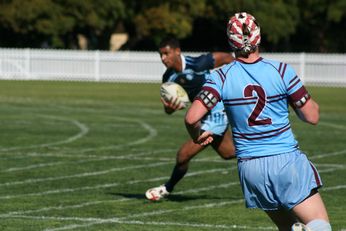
162, 53, 214, 102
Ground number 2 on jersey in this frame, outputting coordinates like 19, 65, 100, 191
244, 85, 272, 126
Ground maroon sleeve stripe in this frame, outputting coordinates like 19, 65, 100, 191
289, 75, 299, 84
287, 78, 301, 91
215, 69, 226, 83
280, 63, 287, 79
288, 86, 308, 102
278, 62, 282, 74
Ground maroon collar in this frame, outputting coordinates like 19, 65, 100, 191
236, 57, 263, 64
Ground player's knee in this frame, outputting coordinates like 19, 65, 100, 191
219, 147, 235, 160
220, 153, 234, 160
306, 219, 332, 231
176, 154, 190, 166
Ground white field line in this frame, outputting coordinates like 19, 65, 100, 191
4, 214, 277, 231
0, 181, 239, 218
0, 167, 232, 199
2, 156, 228, 175
2, 148, 176, 172
0, 116, 89, 151
48, 220, 276, 231
74, 117, 158, 153
7, 200, 265, 231
0, 150, 341, 187
0, 117, 345, 230
3, 181, 346, 231
0, 147, 175, 160
0, 162, 344, 230
0, 148, 338, 173
1, 150, 229, 172
0, 116, 156, 154
0, 161, 171, 188
0, 164, 344, 219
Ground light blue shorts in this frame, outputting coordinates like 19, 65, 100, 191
201, 102, 228, 136
237, 150, 322, 210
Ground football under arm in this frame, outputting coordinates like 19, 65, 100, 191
185, 100, 209, 141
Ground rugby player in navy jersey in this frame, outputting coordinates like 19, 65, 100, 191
185, 12, 331, 231
145, 37, 235, 201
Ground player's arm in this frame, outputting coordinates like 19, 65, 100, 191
211, 52, 234, 68
185, 87, 220, 144
291, 96, 319, 125
185, 100, 210, 143
284, 64, 319, 125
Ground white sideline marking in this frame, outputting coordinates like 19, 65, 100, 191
2, 149, 175, 172
322, 185, 346, 191
0, 183, 242, 218
0, 167, 231, 199
0, 182, 119, 200
3, 214, 276, 231
310, 149, 346, 159
0, 115, 89, 151
0, 117, 345, 230
5, 182, 346, 231
0, 116, 156, 154
4, 161, 66, 172
76, 117, 157, 153
0, 161, 170, 188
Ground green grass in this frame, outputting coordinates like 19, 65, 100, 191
0, 80, 345, 231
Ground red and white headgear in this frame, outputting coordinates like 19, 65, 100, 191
227, 12, 261, 52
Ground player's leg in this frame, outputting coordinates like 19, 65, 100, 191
265, 209, 297, 231
165, 139, 205, 192
145, 139, 205, 200
290, 191, 331, 231
211, 129, 235, 159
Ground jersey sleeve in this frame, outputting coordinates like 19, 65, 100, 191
185, 53, 214, 72
195, 69, 223, 110
281, 63, 310, 108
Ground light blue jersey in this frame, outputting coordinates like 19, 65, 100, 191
202, 58, 310, 158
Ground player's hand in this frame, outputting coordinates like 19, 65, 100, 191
161, 97, 185, 113
197, 131, 214, 146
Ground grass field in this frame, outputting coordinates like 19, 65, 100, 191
0, 80, 345, 231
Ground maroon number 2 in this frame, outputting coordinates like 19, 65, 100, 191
244, 85, 272, 126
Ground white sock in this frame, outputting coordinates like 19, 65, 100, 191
306, 219, 332, 231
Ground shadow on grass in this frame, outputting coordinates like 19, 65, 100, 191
109, 192, 229, 202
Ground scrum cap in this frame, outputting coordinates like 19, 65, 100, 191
227, 12, 261, 52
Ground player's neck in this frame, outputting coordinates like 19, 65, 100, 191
174, 54, 183, 72
237, 50, 260, 63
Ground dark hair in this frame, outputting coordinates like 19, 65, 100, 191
234, 46, 259, 58
159, 36, 180, 49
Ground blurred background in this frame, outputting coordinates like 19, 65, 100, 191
1, 0, 346, 52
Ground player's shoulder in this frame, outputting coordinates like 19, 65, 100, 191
185, 53, 214, 71
162, 68, 176, 83
260, 57, 293, 71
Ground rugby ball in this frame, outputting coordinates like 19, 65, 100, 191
160, 82, 189, 106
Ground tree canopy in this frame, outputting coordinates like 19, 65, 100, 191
0, 0, 345, 52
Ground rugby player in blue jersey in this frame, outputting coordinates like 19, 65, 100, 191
185, 12, 331, 231
145, 37, 236, 201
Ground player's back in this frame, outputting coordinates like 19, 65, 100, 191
215, 58, 299, 158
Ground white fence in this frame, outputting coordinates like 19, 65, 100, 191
0, 48, 345, 86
